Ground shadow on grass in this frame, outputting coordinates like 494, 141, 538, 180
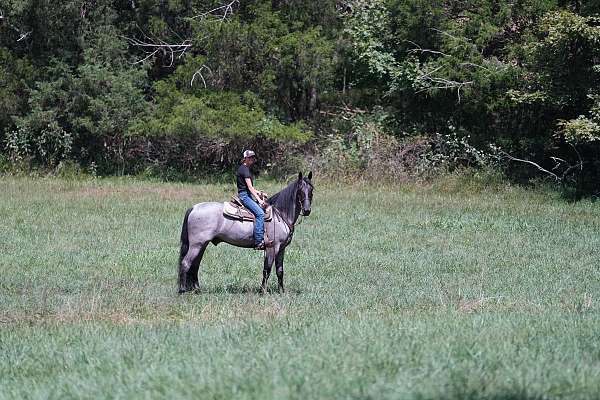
195, 283, 302, 295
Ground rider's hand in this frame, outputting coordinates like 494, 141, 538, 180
258, 198, 267, 208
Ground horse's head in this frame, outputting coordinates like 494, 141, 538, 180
297, 171, 314, 216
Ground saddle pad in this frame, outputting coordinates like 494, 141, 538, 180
223, 202, 273, 222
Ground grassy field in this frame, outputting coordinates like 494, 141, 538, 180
1, 174, 599, 399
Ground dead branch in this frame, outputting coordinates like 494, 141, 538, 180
569, 143, 584, 171
415, 76, 473, 103
406, 40, 451, 57
122, 32, 192, 67
17, 30, 32, 42
124, 1, 238, 66
405, 40, 491, 102
191, 0, 239, 21
1, 10, 33, 44
501, 150, 586, 183
501, 150, 560, 181
191, 64, 212, 88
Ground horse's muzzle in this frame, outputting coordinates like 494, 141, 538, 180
302, 209, 311, 216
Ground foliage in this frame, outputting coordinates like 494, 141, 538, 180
189, 2, 338, 119
131, 80, 310, 142
0, 48, 36, 143
7, 54, 148, 170
1, 0, 599, 192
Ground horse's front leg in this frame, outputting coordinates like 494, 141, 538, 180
261, 248, 275, 294
275, 249, 286, 294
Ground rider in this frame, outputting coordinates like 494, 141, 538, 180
237, 150, 268, 250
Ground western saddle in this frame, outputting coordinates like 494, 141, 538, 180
223, 194, 273, 222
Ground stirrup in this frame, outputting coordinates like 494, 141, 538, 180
254, 240, 273, 250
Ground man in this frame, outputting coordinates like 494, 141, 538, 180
237, 150, 268, 250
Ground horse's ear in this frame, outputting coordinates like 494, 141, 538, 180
298, 172, 303, 181
307, 171, 312, 181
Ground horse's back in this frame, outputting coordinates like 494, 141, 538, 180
184, 202, 223, 241
191, 201, 223, 212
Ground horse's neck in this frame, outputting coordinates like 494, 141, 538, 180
276, 190, 300, 227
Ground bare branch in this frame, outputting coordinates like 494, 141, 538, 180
415, 77, 473, 103
1, 10, 34, 44
17, 30, 32, 42
191, 0, 239, 21
561, 162, 586, 182
501, 151, 560, 181
416, 66, 444, 80
131, 48, 159, 65
550, 156, 567, 171
569, 143, 584, 171
191, 64, 213, 88
405, 39, 490, 103
409, 48, 450, 57
124, 1, 239, 66
122, 33, 192, 66
405, 40, 450, 57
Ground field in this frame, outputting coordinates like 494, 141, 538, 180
1, 174, 599, 399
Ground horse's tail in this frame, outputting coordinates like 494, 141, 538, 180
179, 207, 193, 264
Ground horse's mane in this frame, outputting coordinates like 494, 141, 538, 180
267, 180, 299, 213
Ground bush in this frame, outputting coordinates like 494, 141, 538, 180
130, 85, 310, 142
6, 123, 73, 167
311, 111, 498, 182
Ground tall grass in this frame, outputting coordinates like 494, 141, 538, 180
1, 175, 599, 399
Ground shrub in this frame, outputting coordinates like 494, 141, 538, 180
311, 110, 498, 182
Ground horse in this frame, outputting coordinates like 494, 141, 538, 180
178, 171, 314, 294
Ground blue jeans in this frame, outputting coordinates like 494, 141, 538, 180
239, 190, 264, 244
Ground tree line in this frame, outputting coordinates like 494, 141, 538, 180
1, 1, 598, 194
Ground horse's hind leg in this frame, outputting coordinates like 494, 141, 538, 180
188, 243, 207, 291
179, 243, 205, 293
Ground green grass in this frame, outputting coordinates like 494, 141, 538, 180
1, 174, 599, 399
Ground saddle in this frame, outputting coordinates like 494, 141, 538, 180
223, 194, 273, 222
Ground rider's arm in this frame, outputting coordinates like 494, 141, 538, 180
245, 178, 265, 205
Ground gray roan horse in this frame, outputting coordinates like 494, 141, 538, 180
178, 172, 314, 294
